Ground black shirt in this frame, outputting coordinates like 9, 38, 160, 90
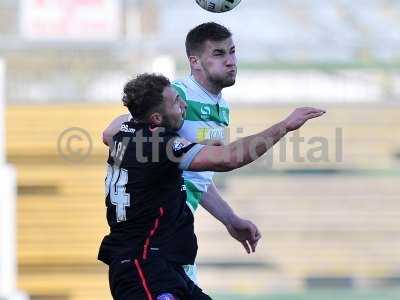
98, 122, 198, 265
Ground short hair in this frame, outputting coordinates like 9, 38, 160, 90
122, 73, 170, 121
185, 22, 232, 57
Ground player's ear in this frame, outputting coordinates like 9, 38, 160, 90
149, 112, 163, 127
189, 55, 201, 71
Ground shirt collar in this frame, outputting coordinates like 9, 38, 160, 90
189, 75, 222, 103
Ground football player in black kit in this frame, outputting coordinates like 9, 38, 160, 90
98, 73, 325, 300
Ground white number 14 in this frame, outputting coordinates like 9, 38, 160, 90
105, 164, 131, 222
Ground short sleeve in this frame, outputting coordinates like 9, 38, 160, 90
166, 135, 205, 170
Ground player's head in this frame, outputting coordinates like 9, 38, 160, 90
123, 73, 186, 131
186, 22, 236, 92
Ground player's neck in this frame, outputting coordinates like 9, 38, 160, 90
191, 74, 221, 96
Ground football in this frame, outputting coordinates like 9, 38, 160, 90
195, 0, 242, 13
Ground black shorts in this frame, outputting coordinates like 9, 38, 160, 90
108, 254, 212, 300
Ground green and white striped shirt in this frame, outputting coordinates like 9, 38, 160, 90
173, 75, 230, 212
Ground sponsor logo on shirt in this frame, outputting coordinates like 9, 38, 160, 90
120, 124, 136, 133
196, 127, 226, 141
200, 105, 211, 119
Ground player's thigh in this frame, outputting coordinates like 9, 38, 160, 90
108, 258, 146, 299
109, 256, 187, 300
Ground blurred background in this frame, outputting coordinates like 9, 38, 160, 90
1, 0, 400, 299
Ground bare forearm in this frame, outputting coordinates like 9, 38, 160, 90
201, 182, 262, 254
201, 183, 236, 226
226, 121, 287, 169
188, 121, 287, 172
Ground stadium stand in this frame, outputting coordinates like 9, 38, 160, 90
160, 0, 400, 62
0, 1, 399, 104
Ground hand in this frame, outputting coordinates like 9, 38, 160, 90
284, 107, 326, 132
225, 216, 262, 254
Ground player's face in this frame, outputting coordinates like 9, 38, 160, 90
199, 38, 237, 89
161, 86, 187, 131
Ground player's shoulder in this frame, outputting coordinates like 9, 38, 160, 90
172, 77, 191, 101
119, 121, 137, 134
114, 122, 163, 142
143, 126, 183, 148
172, 76, 203, 101
111, 121, 136, 143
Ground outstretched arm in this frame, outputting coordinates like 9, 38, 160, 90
201, 182, 261, 254
187, 107, 326, 172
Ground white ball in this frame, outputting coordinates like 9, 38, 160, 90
195, 0, 242, 13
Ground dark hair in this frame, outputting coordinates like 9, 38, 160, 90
185, 22, 232, 57
122, 73, 170, 121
